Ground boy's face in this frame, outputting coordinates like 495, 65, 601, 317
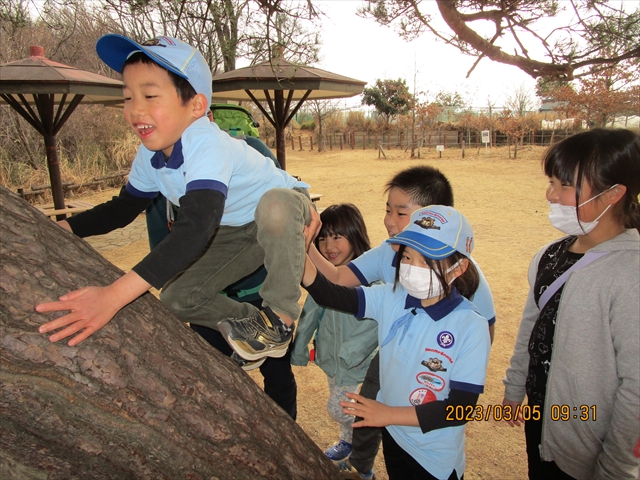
122, 62, 201, 157
385, 187, 421, 238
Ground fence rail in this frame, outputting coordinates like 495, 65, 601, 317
268, 129, 578, 153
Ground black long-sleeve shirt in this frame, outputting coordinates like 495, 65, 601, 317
67, 187, 224, 289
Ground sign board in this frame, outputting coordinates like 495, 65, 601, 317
436, 144, 445, 152
481, 130, 490, 144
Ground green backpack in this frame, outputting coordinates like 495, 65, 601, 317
210, 104, 260, 138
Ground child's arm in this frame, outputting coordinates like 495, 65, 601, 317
37, 189, 225, 345
341, 392, 419, 427
36, 270, 151, 346
302, 256, 359, 314
65, 187, 153, 237
308, 244, 361, 287
341, 389, 480, 430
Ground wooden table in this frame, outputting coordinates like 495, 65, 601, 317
36, 200, 95, 219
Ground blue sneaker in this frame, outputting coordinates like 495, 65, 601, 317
325, 440, 352, 461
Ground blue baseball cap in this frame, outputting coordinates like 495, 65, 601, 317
387, 205, 474, 259
96, 34, 212, 102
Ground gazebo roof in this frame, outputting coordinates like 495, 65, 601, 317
0, 51, 123, 105
211, 58, 366, 101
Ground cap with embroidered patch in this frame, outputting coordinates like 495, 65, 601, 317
96, 34, 212, 101
387, 205, 474, 259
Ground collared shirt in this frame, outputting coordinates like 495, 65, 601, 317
126, 117, 308, 227
355, 284, 491, 478
348, 242, 497, 325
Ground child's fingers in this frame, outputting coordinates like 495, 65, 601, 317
38, 312, 79, 333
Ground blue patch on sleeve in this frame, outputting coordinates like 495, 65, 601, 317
125, 182, 158, 198
186, 179, 228, 198
450, 380, 484, 394
355, 287, 367, 319
347, 263, 369, 286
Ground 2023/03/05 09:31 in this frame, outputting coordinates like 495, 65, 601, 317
550, 405, 597, 421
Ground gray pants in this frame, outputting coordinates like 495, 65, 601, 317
161, 188, 312, 328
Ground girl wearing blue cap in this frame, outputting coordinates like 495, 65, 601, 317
302, 205, 491, 480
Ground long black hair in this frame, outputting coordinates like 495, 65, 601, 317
543, 128, 640, 231
314, 203, 370, 259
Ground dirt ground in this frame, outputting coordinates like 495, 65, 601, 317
78, 144, 561, 479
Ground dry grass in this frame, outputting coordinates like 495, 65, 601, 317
79, 144, 561, 480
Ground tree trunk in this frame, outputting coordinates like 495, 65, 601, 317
0, 186, 340, 480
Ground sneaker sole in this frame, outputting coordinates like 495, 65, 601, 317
240, 357, 266, 371
218, 322, 290, 361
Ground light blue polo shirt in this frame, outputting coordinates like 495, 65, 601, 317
355, 285, 491, 479
348, 242, 496, 325
126, 117, 308, 227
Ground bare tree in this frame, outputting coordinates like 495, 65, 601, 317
505, 84, 535, 117
359, 0, 640, 80
305, 99, 340, 152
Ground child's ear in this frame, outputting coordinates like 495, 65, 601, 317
191, 93, 209, 119
451, 258, 469, 278
606, 184, 627, 205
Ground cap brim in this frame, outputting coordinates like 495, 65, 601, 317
96, 34, 187, 80
387, 230, 455, 259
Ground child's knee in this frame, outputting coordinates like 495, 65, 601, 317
256, 188, 311, 234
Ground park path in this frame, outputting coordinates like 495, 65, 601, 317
84, 215, 148, 252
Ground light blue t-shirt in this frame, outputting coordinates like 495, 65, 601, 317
126, 117, 308, 227
356, 285, 491, 479
348, 242, 496, 325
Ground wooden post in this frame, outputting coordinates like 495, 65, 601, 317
375, 134, 379, 150
428, 134, 431, 152
363, 133, 366, 150
461, 140, 465, 159
298, 136, 303, 150
310, 136, 314, 151
351, 132, 355, 149
443, 133, 447, 150
378, 146, 387, 159
551, 130, 555, 145
459, 132, 463, 148
329, 135, 333, 150
492, 131, 497, 148
387, 134, 391, 150
291, 136, 294, 150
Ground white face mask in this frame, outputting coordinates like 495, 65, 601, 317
399, 260, 461, 300
548, 184, 617, 235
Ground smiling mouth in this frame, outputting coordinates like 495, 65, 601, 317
135, 124, 154, 136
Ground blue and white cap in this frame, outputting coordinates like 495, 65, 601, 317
96, 34, 212, 102
387, 205, 474, 259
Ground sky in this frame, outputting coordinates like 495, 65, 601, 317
312, 1, 544, 111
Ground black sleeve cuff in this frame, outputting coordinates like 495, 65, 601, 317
415, 389, 480, 433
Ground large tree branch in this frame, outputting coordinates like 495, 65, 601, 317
435, 0, 573, 78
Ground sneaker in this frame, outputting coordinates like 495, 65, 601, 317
337, 460, 375, 480
230, 352, 265, 371
218, 307, 293, 361
325, 440, 352, 461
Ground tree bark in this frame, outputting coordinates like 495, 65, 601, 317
0, 186, 340, 480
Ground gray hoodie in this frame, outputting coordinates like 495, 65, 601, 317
504, 229, 639, 480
